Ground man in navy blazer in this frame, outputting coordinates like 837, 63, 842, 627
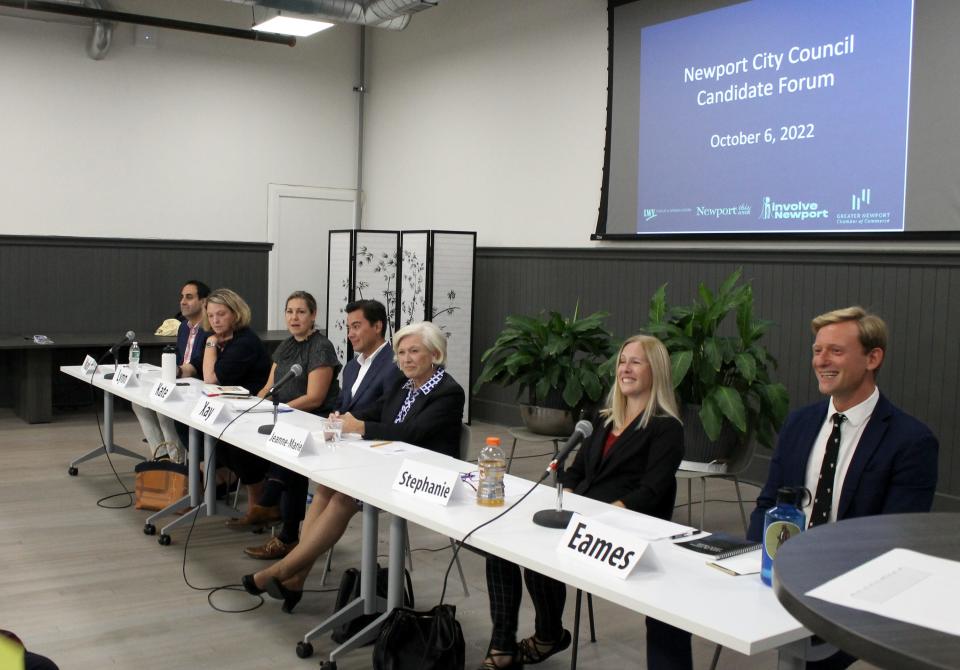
748, 306, 938, 669
336, 299, 402, 413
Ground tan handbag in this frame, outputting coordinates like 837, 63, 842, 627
134, 443, 188, 511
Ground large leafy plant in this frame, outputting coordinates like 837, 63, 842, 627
473, 306, 616, 410
646, 268, 789, 448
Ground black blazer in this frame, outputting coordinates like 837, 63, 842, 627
212, 327, 271, 395
562, 414, 684, 521
354, 373, 465, 458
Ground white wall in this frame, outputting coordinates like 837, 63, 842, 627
362, 0, 608, 247
0, 0, 359, 242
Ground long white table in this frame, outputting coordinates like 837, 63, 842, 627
60, 363, 813, 668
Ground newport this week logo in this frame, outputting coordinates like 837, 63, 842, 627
696, 203, 751, 218
759, 195, 829, 221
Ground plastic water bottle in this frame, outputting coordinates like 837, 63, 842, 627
760, 486, 806, 586
477, 437, 506, 507
129, 341, 140, 378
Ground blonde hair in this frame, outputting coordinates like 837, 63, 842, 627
393, 321, 447, 366
600, 334, 680, 431
811, 306, 887, 369
203, 288, 252, 331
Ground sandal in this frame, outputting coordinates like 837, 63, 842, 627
517, 630, 571, 665
478, 647, 523, 670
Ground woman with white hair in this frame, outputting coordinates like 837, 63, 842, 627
241, 321, 464, 612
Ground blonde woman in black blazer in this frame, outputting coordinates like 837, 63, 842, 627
480, 334, 691, 670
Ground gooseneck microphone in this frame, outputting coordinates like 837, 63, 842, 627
545, 420, 594, 474
102, 330, 136, 379
259, 364, 303, 434
534, 420, 594, 528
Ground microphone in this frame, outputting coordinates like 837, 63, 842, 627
258, 363, 303, 434
267, 363, 303, 396
102, 330, 136, 378
534, 419, 594, 529
545, 420, 594, 474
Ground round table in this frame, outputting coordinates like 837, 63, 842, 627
773, 513, 960, 670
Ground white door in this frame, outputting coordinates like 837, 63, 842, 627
267, 184, 358, 330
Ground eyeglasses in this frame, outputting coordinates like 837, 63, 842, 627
459, 471, 479, 492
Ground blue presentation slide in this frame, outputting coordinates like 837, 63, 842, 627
637, 0, 913, 234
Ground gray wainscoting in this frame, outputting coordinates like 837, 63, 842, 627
470, 246, 960, 511
0, 235, 271, 409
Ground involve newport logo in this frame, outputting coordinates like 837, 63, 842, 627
759, 195, 828, 221
643, 208, 658, 221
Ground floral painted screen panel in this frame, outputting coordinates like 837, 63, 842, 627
354, 231, 401, 342
400, 231, 429, 327
326, 230, 353, 377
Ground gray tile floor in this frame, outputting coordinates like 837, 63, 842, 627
0, 408, 878, 669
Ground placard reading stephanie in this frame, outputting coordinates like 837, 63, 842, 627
392, 459, 460, 506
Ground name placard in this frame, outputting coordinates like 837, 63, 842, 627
112, 365, 136, 388
266, 422, 314, 457
191, 398, 226, 426
82, 355, 97, 375
557, 513, 649, 580
149, 380, 177, 404
392, 459, 460, 506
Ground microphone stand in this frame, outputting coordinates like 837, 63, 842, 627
101, 345, 121, 380
532, 461, 575, 529
258, 392, 280, 435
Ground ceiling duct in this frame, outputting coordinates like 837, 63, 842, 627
229, 0, 438, 30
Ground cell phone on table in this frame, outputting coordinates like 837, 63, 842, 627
176, 382, 189, 386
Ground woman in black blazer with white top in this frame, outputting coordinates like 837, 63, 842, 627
480, 334, 691, 670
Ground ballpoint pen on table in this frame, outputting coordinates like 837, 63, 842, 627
668, 530, 701, 541
370, 441, 393, 448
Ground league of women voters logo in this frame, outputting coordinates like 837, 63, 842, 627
759, 195, 829, 220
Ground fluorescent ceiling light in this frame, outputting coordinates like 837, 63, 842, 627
253, 16, 334, 37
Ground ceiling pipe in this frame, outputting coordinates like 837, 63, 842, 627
83, 0, 112, 60
0, 0, 297, 46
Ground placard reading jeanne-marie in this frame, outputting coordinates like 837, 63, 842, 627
392, 459, 460, 506
557, 513, 649, 580
191, 397, 226, 426
149, 380, 177, 404
266, 422, 315, 457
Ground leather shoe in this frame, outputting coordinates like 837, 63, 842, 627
265, 577, 303, 614
225, 504, 281, 530
244, 536, 298, 560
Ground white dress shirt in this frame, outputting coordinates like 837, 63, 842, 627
351, 340, 388, 397
803, 386, 880, 523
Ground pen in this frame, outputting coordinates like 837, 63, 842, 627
668, 530, 699, 541
370, 441, 393, 448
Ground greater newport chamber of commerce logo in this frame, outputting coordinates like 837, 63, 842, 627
696, 204, 751, 218
835, 186, 891, 227
759, 196, 829, 221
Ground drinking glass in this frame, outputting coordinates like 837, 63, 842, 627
324, 417, 343, 449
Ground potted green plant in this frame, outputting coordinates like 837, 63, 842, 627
645, 268, 789, 458
473, 305, 616, 435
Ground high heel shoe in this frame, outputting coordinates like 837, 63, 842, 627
265, 577, 303, 614
241, 574, 265, 596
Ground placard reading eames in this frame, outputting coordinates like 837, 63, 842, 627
392, 459, 460, 506
266, 422, 314, 457
557, 513, 649, 580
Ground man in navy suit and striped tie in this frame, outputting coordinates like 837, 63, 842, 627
748, 306, 938, 669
